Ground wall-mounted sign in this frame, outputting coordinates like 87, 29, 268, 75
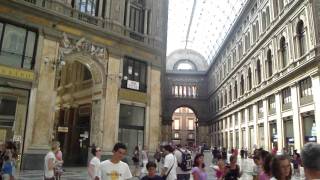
127, 80, 139, 90
0, 65, 34, 82
58, 127, 69, 133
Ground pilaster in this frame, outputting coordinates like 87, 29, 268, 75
275, 92, 283, 150
263, 99, 269, 150
311, 73, 320, 143
291, 83, 302, 152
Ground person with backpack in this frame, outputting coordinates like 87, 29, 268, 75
174, 144, 193, 180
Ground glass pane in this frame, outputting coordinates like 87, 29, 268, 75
0, 24, 26, 68
23, 31, 36, 69
140, 63, 146, 84
119, 104, 145, 127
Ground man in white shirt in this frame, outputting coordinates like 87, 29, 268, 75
161, 145, 177, 180
98, 143, 132, 180
174, 145, 191, 180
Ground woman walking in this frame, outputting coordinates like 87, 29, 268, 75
88, 146, 102, 180
192, 153, 207, 180
270, 155, 292, 180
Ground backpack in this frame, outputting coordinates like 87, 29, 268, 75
177, 149, 192, 171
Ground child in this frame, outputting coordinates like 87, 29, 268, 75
141, 162, 163, 180
55, 147, 64, 180
213, 157, 225, 180
2, 155, 13, 180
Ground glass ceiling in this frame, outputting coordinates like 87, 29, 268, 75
167, 0, 248, 64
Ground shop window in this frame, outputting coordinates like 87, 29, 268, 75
258, 125, 264, 149
282, 87, 292, 110
269, 122, 278, 149
122, 56, 147, 92
118, 104, 145, 155
249, 106, 253, 121
0, 23, 37, 69
235, 113, 238, 125
302, 113, 316, 143
258, 100, 263, 118
268, 95, 276, 115
241, 109, 245, 124
299, 77, 312, 105
0, 98, 17, 127
284, 118, 294, 152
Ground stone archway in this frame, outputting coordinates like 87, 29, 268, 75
54, 34, 108, 165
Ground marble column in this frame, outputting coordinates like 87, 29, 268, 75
245, 108, 249, 149
22, 38, 59, 170
148, 67, 161, 151
253, 104, 258, 146
102, 54, 120, 152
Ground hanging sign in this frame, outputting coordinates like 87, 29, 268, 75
58, 126, 69, 133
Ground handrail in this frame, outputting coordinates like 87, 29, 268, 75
18, 0, 164, 49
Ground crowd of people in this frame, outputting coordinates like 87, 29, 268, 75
42, 141, 320, 180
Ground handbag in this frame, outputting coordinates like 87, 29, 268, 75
162, 156, 175, 180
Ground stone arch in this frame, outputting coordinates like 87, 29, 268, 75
63, 52, 106, 87
170, 104, 200, 121
167, 49, 208, 72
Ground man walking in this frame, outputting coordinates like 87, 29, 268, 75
98, 143, 132, 180
174, 144, 192, 180
161, 145, 177, 180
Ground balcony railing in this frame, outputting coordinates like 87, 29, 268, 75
17, 0, 164, 49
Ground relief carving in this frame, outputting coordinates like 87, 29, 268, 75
59, 32, 107, 70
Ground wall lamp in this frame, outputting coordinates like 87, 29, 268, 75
44, 56, 66, 70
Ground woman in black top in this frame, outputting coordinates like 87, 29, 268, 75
224, 155, 241, 180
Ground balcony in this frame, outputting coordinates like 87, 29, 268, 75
13, 0, 163, 49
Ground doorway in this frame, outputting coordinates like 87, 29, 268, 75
57, 105, 91, 166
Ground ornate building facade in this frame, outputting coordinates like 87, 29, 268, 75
0, 0, 168, 169
163, 0, 320, 154
207, 0, 320, 153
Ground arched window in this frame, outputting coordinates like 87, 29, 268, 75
280, 36, 288, 68
234, 80, 238, 99
238, 42, 243, 59
296, 20, 306, 57
240, 75, 244, 95
266, 7, 271, 27
248, 68, 252, 90
256, 59, 262, 84
229, 85, 232, 102
256, 21, 260, 39
266, 49, 273, 77
174, 59, 197, 71
252, 25, 257, 42
262, 12, 266, 31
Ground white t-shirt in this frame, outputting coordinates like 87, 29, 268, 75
164, 153, 177, 180
174, 149, 191, 174
98, 160, 132, 180
89, 156, 100, 179
44, 151, 56, 178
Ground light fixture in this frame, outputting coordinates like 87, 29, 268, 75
43, 56, 66, 70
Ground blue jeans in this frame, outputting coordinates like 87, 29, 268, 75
177, 174, 190, 180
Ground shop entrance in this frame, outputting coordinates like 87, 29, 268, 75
57, 105, 91, 166
0, 87, 30, 170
